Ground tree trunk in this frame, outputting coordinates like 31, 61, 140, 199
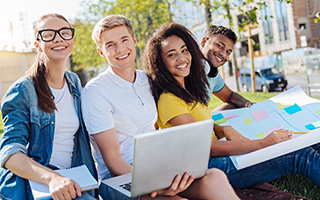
225, 1, 240, 91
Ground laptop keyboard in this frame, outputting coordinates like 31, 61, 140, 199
119, 182, 132, 192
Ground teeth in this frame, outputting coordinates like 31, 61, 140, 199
177, 64, 187, 69
53, 46, 66, 50
118, 54, 128, 59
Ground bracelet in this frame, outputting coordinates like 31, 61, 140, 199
245, 102, 252, 108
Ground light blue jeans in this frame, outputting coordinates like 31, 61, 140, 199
99, 171, 139, 200
208, 146, 320, 188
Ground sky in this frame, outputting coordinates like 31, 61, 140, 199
0, 0, 84, 52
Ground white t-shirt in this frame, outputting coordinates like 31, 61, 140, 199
81, 67, 157, 179
49, 81, 79, 169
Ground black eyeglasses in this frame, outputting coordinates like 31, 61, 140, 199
37, 27, 75, 42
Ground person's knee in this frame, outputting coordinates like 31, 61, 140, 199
206, 168, 229, 185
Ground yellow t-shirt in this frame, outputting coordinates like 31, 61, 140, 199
157, 92, 218, 140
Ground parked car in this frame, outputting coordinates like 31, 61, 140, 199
239, 67, 288, 92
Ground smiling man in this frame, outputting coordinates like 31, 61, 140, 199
81, 15, 239, 200
200, 25, 253, 110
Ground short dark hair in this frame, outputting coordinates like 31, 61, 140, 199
204, 25, 237, 44
143, 22, 209, 105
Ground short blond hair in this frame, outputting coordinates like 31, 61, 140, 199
92, 15, 134, 48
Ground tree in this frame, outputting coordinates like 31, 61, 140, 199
315, 12, 320, 23
72, 0, 172, 71
187, 0, 291, 92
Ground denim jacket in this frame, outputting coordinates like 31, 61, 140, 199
0, 71, 97, 200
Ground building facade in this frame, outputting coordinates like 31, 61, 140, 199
0, 51, 36, 100
171, 0, 320, 74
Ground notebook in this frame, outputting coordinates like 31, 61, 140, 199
29, 165, 98, 200
103, 119, 214, 198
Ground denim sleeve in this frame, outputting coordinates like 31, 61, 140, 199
0, 82, 31, 168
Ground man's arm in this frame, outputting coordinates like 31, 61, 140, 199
92, 128, 132, 176
213, 85, 252, 109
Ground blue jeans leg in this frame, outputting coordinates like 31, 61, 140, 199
74, 192, 97, 200
208, 147, 320, 189
99, 171, 139, 200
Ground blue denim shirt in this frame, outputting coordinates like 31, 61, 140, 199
0, 71, 97, 200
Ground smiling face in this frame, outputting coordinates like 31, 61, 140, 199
34, 16, 74, 63
200, 33, 234, 68
161, 35, 192, 86
97, 25, 137, 72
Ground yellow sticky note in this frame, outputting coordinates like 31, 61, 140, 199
256, 131, 266, 138
276, 103, 286, 109
244, 118, 253, 125
316, 110, 320, 116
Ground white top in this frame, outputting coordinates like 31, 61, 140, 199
82, 67, 157, 178
49, 81, 79, 169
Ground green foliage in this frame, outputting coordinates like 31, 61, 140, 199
315, 12, 320, 23
72, 18, 106, 71
72, 0, 171, 70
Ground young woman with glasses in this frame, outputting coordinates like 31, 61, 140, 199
0, 14, 97, 200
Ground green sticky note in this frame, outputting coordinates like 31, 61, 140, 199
243, 118, 253, 125
316, 110, 320, 116
214, 118, 227, 124
256, 131, 266, 138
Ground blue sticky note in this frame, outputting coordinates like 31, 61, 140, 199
305, 124, 316, 130
212, 113, 224, 121
284, 103, 302, 115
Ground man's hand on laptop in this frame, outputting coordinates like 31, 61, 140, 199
143, 172, 194, 199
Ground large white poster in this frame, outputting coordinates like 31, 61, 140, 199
212, 86, 320, 169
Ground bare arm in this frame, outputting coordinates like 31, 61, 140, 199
214, 85, 252, 108
211, 129, 293, 156
168, 114, 292, 157
92, 128, 132, 176
4, 153, 81, 199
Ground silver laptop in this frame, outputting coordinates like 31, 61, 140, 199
102, 119, 214, 198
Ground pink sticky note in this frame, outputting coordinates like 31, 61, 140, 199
225, 114, 239, 120
265, 125, 281, 134
251, 110, 269, 122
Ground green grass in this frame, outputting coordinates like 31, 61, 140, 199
209, 92, 320, 200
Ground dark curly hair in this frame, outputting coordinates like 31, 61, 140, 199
204, 25, 237, 44
143, 22, 209, 105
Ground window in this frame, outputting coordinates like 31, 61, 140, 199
261, 2, 274, 44
275, 0, 289, 41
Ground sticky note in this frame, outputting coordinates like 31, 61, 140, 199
265, 125, 281, 134
316, 110, 320, 116
276, 103, 286, 109
252, 110, 269, 122
256, 131, 266, 138
284, 103, 302, 115
214, 118, 227, 124
305, 124, 316, 130
225, 114, 239, 120
212, 113, 224, 121
243, 118, 253, 125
